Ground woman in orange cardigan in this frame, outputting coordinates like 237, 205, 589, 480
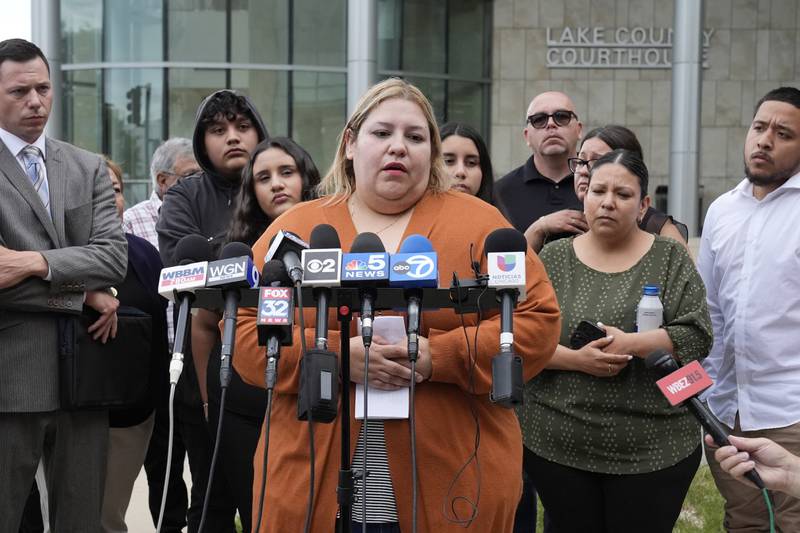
233, 78, 561, 532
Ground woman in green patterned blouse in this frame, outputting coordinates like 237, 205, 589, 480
516, 149, 713, 533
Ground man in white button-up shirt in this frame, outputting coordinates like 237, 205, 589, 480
699, 87, 800, 532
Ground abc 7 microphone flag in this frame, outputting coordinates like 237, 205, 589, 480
390, 252, 437, 288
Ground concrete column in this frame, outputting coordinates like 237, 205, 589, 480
31, 0, 63, 140
669, 0, 704, 236
347, 0, 378, 115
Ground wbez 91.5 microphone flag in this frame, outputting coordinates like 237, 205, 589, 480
646, 350, 766, 489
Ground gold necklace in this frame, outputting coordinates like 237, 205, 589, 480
348, 195, 409, 235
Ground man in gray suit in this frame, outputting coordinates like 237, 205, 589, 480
0, 39, 127, 532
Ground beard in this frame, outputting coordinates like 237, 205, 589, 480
744, 160, 799, 188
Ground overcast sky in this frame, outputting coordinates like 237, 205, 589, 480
0, 1, 32, 42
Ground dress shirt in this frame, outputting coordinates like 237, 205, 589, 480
123, 191, 162, 249
698, 173, 800, 431
0, 127, 47, 178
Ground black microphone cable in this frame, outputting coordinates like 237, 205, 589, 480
408, 306, 419, 533
442, 270, 488, 527
253, 260, 294, 533
198, 242, 255, 533
294, 277, 315, 533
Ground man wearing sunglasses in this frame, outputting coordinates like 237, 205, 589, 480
496, 91, 588, 253
496, 91, 585, 533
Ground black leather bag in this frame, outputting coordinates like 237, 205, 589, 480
58, 306, 152, 410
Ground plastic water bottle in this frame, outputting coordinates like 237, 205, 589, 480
636, 284, 663, 332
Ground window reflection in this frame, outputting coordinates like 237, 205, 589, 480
292, 72, 346, 176
402, 0, 446, 73
448, 0, 489, 78
61, 0, 102, 64
63, 69, 102, 153
231, 69, 289, 137
293, 0, 346, 67
106, 69, 164, 205
231, 0, 289, 64
168, 0, 225, 62
104, 0, 163, 62
168, 69, 227, 139
59, 0, 490, 201
448, 81, 486, 132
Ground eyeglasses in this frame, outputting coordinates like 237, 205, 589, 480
567, 157, 599, 173
527, 110, 577, 129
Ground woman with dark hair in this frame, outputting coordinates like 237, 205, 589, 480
570, 125, 689, 245
193, 137, 320, 533
228, 136, 321, 244
440, 122, 497, 206
517, 149, 713, 532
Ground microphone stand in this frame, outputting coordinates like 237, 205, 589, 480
337, 304, 354, 533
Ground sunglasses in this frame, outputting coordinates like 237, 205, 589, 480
527, 110, 577, 129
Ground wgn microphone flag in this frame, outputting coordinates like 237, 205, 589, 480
208, 242, 260, 388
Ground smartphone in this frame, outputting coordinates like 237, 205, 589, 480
569, 320, 607, 349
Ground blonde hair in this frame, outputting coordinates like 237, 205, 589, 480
318, 78, 447, 199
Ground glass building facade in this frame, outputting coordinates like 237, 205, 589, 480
59, 0, 492, 204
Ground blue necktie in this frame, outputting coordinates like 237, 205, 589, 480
21, 145, 50, 216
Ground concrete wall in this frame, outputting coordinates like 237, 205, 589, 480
490, 0, 800, 224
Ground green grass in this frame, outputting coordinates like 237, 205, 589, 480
535, 465, 725, 532
674, 466, 724, 532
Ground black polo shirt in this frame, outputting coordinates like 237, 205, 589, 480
496, 156, 583, 241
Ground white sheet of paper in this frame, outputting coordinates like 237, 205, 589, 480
355, 316, 409, 419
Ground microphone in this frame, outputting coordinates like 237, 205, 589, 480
341, 232, 390, 347
207, 242, 260, 388
157, 235, 211, 302
484, 228, 527, 408
297, 225, 341, 423
645, 350, 765, 489
257, 260, 294, 390
302, 224, 343, 350
389, 234, 438, 361
265, 230, 308, 285
158, 234, 214, 384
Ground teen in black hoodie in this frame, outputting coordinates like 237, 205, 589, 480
156, 89, 268, 533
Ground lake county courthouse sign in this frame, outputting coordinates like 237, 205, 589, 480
546, 27, 715, 69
